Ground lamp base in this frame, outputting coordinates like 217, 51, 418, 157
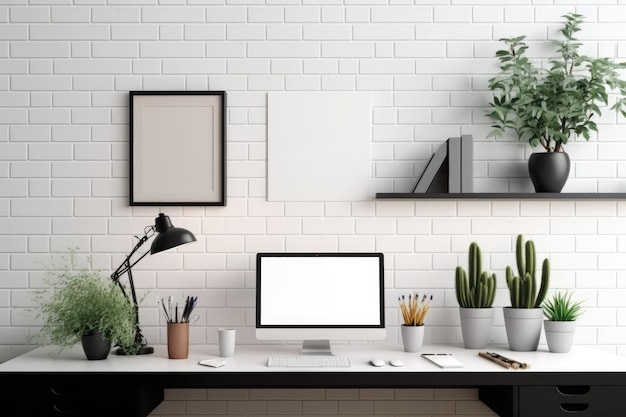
115, 345, 154, 355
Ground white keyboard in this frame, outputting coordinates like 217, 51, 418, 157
267, 355, 351, 368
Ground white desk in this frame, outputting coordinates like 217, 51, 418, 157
2, 344, 626, 417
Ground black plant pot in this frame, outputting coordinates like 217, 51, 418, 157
528, 152, 570, 193
81, 329, 111, 360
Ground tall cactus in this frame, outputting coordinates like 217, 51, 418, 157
505, 234, 550, 308
455, 242, 497, 308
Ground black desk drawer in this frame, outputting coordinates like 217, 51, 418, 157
519, 385, 626, 417
6, 383, 163, 417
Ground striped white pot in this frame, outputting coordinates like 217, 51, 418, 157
544, 320, 576, 353
459, 307, 494, 349
503, 307, 543, 352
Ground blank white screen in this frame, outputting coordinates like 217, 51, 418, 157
259, 256, 382, 326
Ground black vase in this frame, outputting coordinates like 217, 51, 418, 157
528, 152, 570, 193
81, 329, 111, 360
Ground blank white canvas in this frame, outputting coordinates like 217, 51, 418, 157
267, 92, 371, 201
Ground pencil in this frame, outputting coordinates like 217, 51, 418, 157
399, 297, 409, 323
400, 292, 433, 326
409, 293, 416, 322
488, 352, 528, 369
479, 352, 512, 369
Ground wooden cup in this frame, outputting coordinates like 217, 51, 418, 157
167, 322, 189, 359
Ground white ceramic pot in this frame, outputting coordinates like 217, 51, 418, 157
401, 324, 425, 353
503, 307, 543, 351
459, 307, 494, 349
544, 320, 576, 353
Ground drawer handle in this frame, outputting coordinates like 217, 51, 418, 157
560, 403, 589, 412
557, 386, 590, 395
53, 404, 81, 414
51, 387, 71, 397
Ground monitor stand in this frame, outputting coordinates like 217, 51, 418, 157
300, 340, 334, 356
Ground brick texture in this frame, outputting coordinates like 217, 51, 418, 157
2, 3, 626, 415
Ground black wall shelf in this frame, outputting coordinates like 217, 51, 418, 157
376, 192, 626, 200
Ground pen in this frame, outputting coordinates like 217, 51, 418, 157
479, 352, 528, 369
479, 352, 513, 369
157, 296, 171, 323
181, 296, 190, 322
162, 295, 198, 323
487, 352, 528, 369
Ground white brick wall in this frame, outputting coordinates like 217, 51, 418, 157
2, 2, 626, 415
151, 388, 497, 416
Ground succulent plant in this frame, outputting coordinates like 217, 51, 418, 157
505, 234, 550, 308
543, 290, 584, 321
455, 242, 497, 308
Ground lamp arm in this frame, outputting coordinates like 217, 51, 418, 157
111, 247, 150, 284
111, 225, 155, 281
110, 226, 156, 350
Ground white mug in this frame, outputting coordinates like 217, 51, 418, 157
218, 328, 236, 357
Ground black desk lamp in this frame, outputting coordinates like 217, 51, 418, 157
111, 213, 196, 355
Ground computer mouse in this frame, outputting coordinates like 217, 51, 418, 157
370, 359, 385, 367
389, 359, 404, 367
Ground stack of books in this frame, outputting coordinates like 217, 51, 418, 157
412, 134, 473, 193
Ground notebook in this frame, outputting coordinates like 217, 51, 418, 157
421, 353, 463, 368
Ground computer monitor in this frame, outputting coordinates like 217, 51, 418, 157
256, 252, 385, 356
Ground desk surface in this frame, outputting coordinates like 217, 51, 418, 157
3, 344, 626, 417
2, 343, 625, 375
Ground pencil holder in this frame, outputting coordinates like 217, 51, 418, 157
167, 322, 189, 359
401, 324, 424, 353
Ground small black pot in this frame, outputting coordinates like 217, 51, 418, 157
81, 329, 111, 360
528, 152, 570, 192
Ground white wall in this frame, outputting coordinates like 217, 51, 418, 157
1, 2, 626, 416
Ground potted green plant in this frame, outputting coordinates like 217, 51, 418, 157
542, 290, 584, 353
455, 241, 497, 349
31, 251, 139, 359
486, 13, 626, 192
503, 234, 550, 351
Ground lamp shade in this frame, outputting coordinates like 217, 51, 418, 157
150, 213, 197, 255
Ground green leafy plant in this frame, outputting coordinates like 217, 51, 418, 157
543, 290, 584, 321
455, 242, 497, 308
31, 251, 139, 356
487, 13, 626, 152
505, 234, 550, 308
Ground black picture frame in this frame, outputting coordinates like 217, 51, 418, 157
129, 91, 226, 206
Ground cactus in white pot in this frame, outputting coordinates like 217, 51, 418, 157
455, 242, 497, 349
503, 235, 550, 351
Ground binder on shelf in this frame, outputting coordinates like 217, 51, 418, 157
448, 136, 461, 193
460, 134, 473, 193
412, 141, 448, 193
412, 135, 473, 194
427, 155, 449, 193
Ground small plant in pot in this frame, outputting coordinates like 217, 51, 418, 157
542, 290, 584, 353
31, 251, 140, 359
486, 13, 626, 193
455, 242, 497, 349
503, 235, 550, 351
